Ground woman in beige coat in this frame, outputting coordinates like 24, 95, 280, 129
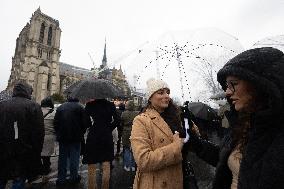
130, 78, 184, 189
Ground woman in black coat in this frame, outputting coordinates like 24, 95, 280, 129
83, 99, 120, 189
190, 47, 284, 189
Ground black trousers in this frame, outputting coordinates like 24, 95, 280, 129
41, 156, 51, 175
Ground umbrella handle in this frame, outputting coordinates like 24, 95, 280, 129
183, 118, 190, 143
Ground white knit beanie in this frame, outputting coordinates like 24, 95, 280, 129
146, 78, 169, 100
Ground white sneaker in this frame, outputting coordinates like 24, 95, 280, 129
124, 166, 130, 171
131, 167, 136, 172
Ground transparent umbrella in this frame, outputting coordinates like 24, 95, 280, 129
121, 28, 244, 103
253, 34, 284, 52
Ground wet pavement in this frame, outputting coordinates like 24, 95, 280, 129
22, 155, 214, 189
5, 154, 215, 189
5, 132, 221, 189
22, 156, 135, 189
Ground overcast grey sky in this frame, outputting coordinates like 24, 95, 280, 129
1, 0, 284, 91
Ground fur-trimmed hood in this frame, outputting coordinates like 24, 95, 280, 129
12, 81, 33, 100
217, 47, 284, 118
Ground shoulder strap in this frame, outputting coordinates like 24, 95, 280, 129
44, 109, 54, 118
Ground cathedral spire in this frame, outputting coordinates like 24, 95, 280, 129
32, 6, 41, 17
35, 6, 41, 13
102, 38, 107, 67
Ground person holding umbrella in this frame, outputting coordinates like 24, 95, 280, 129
130, 78, 184, 189
189, 47, 284, 189
83, 99, 120, 189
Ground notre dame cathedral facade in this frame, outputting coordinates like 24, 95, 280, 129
7, 8, 130, 102
7, 8, 62, 102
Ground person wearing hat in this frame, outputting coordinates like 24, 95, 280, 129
130, 78, 184, 189
189, 47, 284, 189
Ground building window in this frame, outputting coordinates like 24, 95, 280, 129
39, 23, 45, 43
47, 26, 52, 45
47, 73, 52, 91
37, 48, 42, 58
47, 51, 52, 60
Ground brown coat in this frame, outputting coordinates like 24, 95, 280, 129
130, 109, 183, 189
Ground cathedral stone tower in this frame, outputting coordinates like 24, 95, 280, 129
7, 8, 61, 102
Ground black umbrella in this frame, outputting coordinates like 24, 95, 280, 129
187, 102, 217, 121
69, 78, 123, 101
63, 80, 81, 95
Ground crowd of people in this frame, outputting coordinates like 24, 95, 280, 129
0, 47, 284, 189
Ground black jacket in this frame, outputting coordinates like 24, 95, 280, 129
0, 82, 44, 179
191, 111, 284, 189
191, 48, 284, 189
83, 99, 120, 164
54, 98, 90, 143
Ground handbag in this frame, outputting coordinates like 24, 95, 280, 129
183, 160, 199, 189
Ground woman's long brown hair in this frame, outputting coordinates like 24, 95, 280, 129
230, 84, 268, 154
231, 112, 251, 154
143, 99, 183, 134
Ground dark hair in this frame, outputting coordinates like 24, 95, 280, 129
41, 96, 54, 109
230, 111, 250, 154
144, 99, 183, 134
67, 95, 79, 102
230, 85, 268, 154
118, 103, 126, 111
160, 100, 183, 134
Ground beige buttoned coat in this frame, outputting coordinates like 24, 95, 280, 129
130, 108, 183, 189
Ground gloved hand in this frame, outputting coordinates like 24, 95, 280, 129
173, 131, 184, 149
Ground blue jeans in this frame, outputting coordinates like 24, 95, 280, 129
0, 178, 25, 189
123, 147, 136, 168
57, 142, 81, 183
